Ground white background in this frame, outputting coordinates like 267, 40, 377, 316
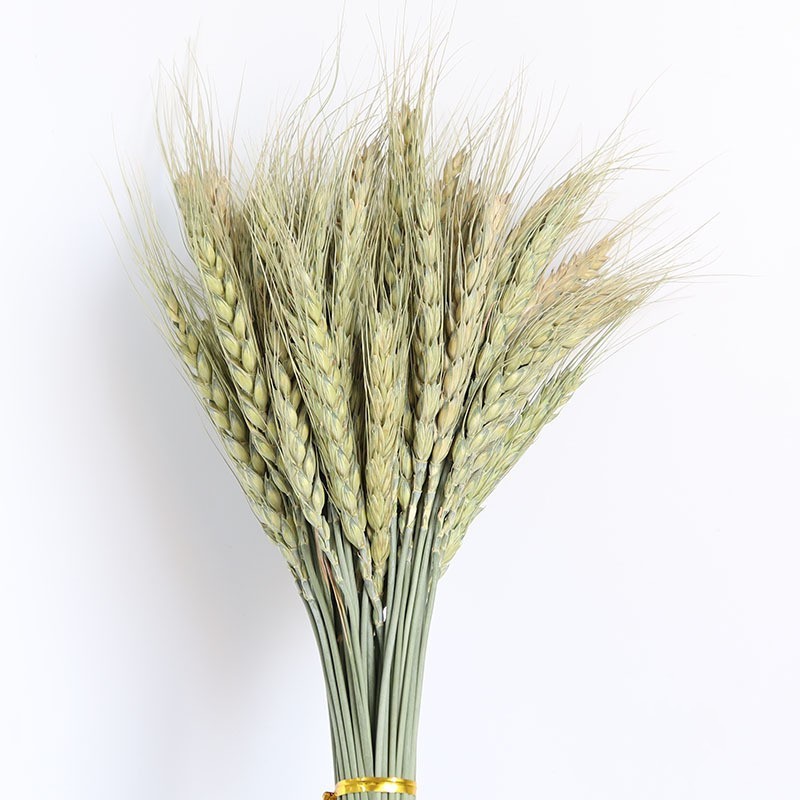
1, 1, 798, 798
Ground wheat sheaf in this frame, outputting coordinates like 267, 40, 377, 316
128, 47, 678, 795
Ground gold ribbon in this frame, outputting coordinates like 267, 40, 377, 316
322, 777, 417, 798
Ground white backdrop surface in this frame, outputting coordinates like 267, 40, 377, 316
1, 1, 798, 798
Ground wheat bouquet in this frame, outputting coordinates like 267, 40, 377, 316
131, 49, 673, 799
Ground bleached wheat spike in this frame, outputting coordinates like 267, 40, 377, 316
174, 174, 276, 471
441, 362, 588, 566
399, 107, 444, 475
364, 294, 406, 592
472, 167, 608, 386
249, 192, 383, 619
157, 279, 302, 571
265, 325, 352, 598
438, 248, 664, 554
333, 146, 375, 368
432, 194, 510, 465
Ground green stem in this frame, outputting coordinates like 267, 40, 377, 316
409, 550, 441, 774
396, 470, 443, 773
331, 518, 374, 772
303, 601, 344, 777
386, 464, 427, 775
374, 473, 419, 777
318, 476, 441, 798
299, 530, 360, 779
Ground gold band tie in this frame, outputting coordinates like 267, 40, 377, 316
323, 777, 417, 798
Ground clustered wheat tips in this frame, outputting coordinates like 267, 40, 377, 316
129, 52, 676, 799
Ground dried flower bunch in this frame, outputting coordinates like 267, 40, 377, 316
131, 52, 673, 798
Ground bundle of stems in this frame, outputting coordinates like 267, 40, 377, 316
131, 52, 674, 798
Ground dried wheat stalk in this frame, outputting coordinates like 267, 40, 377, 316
129, 49, 677, 798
